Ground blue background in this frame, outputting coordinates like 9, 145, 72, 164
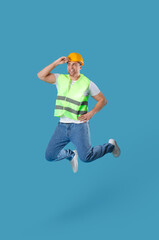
1, 0, 159, 239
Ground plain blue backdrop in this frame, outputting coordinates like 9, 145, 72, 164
0, 0, 159, 239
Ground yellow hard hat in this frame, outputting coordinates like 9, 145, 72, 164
67, 52, 84, 66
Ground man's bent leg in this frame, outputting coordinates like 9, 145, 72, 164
70, 122, 114, 163
45, 122, 75, 161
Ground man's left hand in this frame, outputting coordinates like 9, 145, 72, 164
78, 111, 95, 123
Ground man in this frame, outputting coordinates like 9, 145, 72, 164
37, 53, 120, 173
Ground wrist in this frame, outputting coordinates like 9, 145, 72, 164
90, 109, 96, 116
53, 60, 58, 67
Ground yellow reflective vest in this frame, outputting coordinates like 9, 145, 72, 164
54, 74, 90, 120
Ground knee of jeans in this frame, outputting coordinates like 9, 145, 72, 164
78, 153, 90, 163
45, 149, 57, 161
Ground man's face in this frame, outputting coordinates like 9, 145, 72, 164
67, 61, 82, 76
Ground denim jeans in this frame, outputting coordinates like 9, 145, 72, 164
45, 121, 114, 163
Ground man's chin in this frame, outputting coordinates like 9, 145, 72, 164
69, 72, 75, 76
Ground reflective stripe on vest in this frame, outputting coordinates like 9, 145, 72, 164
55, 105, 87, 115
56, 96, 88, 106
54, 74, 90, 120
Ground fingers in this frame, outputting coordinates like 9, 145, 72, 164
65, 57, 69, 62
78, 115, 88, 121
59, 56, 69, 64
78, 112, 93, 122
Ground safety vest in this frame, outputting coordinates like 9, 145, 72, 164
54, 74, 90, 120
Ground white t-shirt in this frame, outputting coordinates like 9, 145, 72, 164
53, 73, 100, 123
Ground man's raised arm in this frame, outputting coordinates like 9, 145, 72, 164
37, 56, 68, 84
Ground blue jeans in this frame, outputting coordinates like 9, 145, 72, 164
45, 121, 114, 163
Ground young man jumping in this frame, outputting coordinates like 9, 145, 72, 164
37, 53, 120, 173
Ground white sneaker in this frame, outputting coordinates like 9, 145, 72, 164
108, 139, 121, 157
70, 150, 78, 173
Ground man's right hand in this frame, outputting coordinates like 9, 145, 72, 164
55, 56, 69, 65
